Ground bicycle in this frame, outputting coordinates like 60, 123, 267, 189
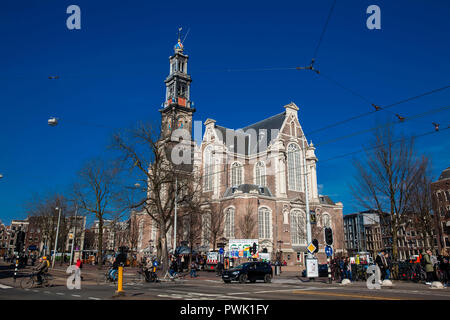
133, 268, 159, 284
20, 273, 53, 289
96, 268, 117, 285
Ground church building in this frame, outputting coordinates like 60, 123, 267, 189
133, 37, 344, 266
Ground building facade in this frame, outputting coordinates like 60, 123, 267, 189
431, 167, 450, 253
343, 210, 382, 258
136, 38, 344, 266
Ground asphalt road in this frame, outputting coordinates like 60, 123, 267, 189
1, 268, 450, 300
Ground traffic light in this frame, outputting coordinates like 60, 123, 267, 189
325, 227, 333, 245
312, 239, 319, 253
252, 242, 257, 255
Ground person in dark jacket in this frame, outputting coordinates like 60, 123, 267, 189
375, 251, 387, 282
438, 248, 449, 287
169, 258, 178, 277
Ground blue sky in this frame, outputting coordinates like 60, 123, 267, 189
1, 0, 449, 225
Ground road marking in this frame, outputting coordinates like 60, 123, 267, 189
71, 294, 81, 297
291, 290, 411, 300
88, 297, 101, 300
56, 292, 64, 296
32, 290, 38, 293
44, 291, 51, 294
0, 284, 12, 289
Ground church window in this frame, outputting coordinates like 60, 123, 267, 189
255, 161, 266, 186
224, 207, 235, 238
258, 207, 271, 239
287, 143, 302, 191
203, 146, 214, 191
322, 213, 331, 228
231, 162, 243, 186
291, 210, 306, 245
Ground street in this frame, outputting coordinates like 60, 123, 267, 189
1, 263, 449, 300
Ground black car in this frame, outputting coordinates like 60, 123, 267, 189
301, 264, 329, 277
222, 262, 273, 283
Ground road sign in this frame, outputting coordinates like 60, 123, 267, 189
307, 242, 316, 255
218, 247, 224, 255
325, 245, 333, 257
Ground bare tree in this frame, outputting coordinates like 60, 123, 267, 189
239, 202, 256, 238
405, 156, 435, 251
26, 193, 70, 259
73, 158, 120, 268
351, 124, 422, 275
112, 121, 193, 273
205, 202, 225, 251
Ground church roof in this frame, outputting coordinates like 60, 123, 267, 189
319, 195, 335, 205
438, 167, 450, 181
213, 112, 286, 155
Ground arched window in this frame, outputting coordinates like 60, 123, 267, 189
255, 161, 266, 186
231, 162, 243, 186
287, 143, 302, 191
290, 210, 306, 245
224, 207, 235, 238
203, 146, 214, 191
322, 213, 331, 228
258, 207, 271, 239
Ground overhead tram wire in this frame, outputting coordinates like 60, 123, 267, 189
305, 84, 450, 136
309, 0, 337, 68
313, 104, 450, 148
320, 125, 450, 164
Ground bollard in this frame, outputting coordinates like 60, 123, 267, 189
115, 265, 125, 296
327, 257, 332, 284
14, 258, 18, 283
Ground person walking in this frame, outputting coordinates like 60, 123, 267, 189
438, 248, 449, 287
375, 250, 387, 283
384, 252, 392, 280
423, 249, 434, 285
190, 261, 198, 278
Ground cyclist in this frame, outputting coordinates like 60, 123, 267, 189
143, 258, 152, 282
34, 257, 49, 285
108, 258, 119, 282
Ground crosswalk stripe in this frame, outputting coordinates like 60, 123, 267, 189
0, 284, 12, 289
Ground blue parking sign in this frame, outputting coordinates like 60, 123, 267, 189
325, 245, 333, 257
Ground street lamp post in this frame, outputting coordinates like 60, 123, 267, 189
70, 204, 78, 265
302, 139, 313, 258
52, 206, 62, 268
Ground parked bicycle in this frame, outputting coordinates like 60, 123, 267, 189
20, 272, 53, 289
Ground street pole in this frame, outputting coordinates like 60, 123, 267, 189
173, 176, 177, 256
302, 139, 312, 258
52, 207, 62, 269
70, 205, 78, 265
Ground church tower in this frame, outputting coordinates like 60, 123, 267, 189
159, 34, 195, 139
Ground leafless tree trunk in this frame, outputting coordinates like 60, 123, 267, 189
351, 124, 422, 277
73, 158, 120, 269
405, 156, 435, 251
239, 202, 256, 238
206, 202, 225, 251
112, 121, 193, 273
